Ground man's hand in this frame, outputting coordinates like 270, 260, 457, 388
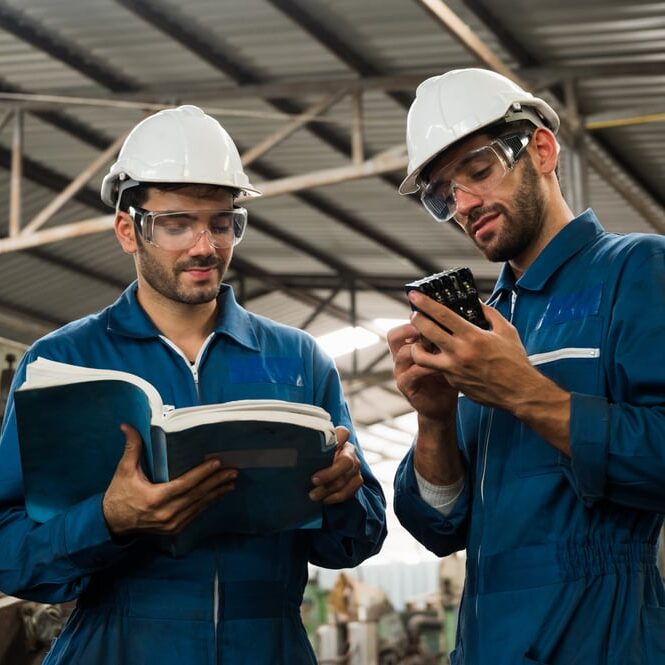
102, 424, 238, 539
388, 317, 464, 484
309, 426, 363, 504
387, 321, 458, 423
406, 291, 536, 411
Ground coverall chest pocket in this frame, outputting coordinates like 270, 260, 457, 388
518, 317, 603, 477
226, 356, 307, 401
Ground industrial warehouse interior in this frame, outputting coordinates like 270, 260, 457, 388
1, 0, 664, 664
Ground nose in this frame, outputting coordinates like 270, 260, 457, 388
453, 185, 483, 219
188, 229, 217, 255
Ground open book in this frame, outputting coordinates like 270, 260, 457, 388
15, 358, 337, 556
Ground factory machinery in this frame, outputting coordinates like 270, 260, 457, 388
302, 556, 465, 665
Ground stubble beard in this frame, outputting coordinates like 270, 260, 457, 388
136, 241, 226, 305
470, 155, 547, 263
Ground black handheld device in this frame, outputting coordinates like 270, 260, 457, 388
405, 267, 490, 332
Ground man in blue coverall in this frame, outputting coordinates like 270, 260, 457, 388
388, 68, 665, 664
0, 105, 386, 664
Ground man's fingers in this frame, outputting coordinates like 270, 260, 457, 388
334, 425, 350, 449
148, 470, 238, 531
155, 480, 237, 535
320, 475, 364, 505
309, 442, 363, 502
167, 462, 237, 499
387, 322, 421, 356
311, 443, 358, 486
408, 291, 474, 337
480, 302, 505, 331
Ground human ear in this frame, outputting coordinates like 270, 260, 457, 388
530, 127, 560, 176
114, 212, 138, 254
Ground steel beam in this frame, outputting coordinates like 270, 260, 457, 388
9, 110, 22, 238
246, 212, 405, 307
585, 106, 665, 131
351, 92, 364, 165
240, 91, 347, 167
0, 216, 115, 254
21, 132, 128, 235
245, 147, 407, 200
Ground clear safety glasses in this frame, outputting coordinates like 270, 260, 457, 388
420, 132, 532, 223
129, 206, 248, 251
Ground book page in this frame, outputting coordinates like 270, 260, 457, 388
166, 399, 332, 421
20, 357, 164, 423
163, 406, 335, 439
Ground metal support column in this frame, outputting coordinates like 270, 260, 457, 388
562, 80, 589, 215
9, 110, 23, 237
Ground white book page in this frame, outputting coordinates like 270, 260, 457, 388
19, 357, 164, 422
163, 407, 335, 440
168, 399, 332, 421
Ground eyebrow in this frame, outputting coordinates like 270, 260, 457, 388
430, 145, 492, 187
160, 212, 198, 221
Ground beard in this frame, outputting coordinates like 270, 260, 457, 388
468, 155, 547, 263
136, 239, 227, 305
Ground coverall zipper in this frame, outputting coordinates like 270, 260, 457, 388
476, 290, 517, 619
159, 332, 215, 400
158, 333, 221, 655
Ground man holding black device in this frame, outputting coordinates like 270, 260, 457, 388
388, 68, 665, 664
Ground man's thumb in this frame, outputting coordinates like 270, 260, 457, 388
119, 423, 142, 466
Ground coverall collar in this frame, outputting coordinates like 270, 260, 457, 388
107, 281, 261, 351
491, 209, 605, 297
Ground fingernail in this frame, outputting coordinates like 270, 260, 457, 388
312, 476, 320, 485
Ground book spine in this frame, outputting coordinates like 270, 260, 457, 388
150, 426, 169, 483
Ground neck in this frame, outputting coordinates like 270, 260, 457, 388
509, 191, 576, 279
136, 279, 218, 355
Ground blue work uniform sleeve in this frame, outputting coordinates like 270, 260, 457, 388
0, 351, 133, 602
568, 246, 665, 512
393, 447, 470, 557
306, 353, 387, 568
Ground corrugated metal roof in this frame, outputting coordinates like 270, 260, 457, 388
0, 0, 663, 434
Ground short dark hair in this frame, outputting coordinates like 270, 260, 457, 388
118, 182, 240, 212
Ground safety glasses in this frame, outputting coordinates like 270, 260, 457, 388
129, 206, 248, 251
420, 132, 532, 223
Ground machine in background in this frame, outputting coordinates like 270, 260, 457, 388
303, 557, 465, 665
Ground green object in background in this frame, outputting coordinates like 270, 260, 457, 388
301, 578, 329, 641
443, 606, 458, 660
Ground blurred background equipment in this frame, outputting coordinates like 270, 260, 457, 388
0, 595, 73, 665
306, 559, 465, 665
1, 351, 18, 424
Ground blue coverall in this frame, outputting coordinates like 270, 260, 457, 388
395, 211, 665, 664
0, 283, 387, 664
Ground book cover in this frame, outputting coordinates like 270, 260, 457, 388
15, 358, 337, 556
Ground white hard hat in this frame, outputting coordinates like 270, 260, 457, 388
399, 68, 560, 195
101, 105, 261, 207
